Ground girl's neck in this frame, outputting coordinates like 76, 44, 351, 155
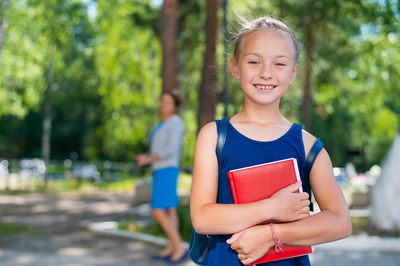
238, 101, 288, 125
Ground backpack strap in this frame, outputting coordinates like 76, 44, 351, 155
303, 138, 324, 211
189, 117, 230, 265
216, 117, 230, 166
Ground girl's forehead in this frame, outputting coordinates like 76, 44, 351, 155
239, 29, 295, 58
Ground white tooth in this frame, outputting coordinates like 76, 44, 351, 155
256, 85, 274, 90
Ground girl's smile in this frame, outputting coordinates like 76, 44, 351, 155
253, 84, 277, 91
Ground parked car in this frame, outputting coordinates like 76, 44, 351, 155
333, 167, 348, 186
0, 160, 9, 179
19, 158, 46, 179
72, 164, 100, 181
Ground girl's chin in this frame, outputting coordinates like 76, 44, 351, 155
246, 97, 281, 106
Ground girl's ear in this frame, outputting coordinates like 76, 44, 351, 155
288, 63, 299, 84
229, 57, 240, 80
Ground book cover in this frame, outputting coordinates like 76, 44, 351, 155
227, 158, 312, 265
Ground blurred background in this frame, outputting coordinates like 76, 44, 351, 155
0, 0, 400, 265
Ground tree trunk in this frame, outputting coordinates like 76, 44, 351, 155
197, 0, 219, 131
160, 0, 178, 92
278, 0, 285, 17
42, 56, 55, 166
0, 0, 11, 76
302, 20, 314, 131
222, 0, 228, 117
370, 132, 400, 231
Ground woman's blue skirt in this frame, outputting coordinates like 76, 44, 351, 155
151, 167, 179, 209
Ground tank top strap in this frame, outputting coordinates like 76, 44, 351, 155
290, 123, 303, 132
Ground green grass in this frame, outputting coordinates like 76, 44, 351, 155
118, 202, 193, 243
117, 173, 193, 242
351, 216, 400, 237
1, 172, 193, 195
2, 177, 140, 194
351, 216, 369, 235
0, 223, 35, 236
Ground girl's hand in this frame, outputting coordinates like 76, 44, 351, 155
227, 225, 274, 265
269, 181, 310, 222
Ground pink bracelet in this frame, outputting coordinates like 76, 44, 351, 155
270, 223, 284, 253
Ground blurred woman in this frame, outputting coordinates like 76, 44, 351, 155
135, 89, 187, 263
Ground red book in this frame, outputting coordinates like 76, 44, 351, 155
227, 158, 312, 265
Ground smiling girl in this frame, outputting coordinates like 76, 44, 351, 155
190, 16, 351, 266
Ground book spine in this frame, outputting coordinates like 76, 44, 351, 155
227, 172, 238, 204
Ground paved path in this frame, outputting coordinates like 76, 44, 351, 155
0, 192, 399, 266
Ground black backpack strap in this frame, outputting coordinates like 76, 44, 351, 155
303, 138, 324, 212
216, 117, 229, 166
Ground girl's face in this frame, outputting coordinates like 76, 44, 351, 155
230, 29, 298, 106
159, 93, 176, 117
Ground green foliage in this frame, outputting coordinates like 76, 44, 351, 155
0, 0, 100, 159
0, 0, 399, 173
93, 0, 162, 161
0, 0, 46, 117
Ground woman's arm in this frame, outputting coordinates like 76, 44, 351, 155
134, 153, 160, 167
190, 122, 311, 235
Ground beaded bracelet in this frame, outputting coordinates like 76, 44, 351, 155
270, 223, 284, 252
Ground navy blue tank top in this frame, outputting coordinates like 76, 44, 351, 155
204, 120, 311, 266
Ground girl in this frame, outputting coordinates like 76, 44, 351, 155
190, 16, 351, 265
135, 89, 187, 263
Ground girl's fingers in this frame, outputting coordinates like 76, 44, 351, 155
299, 199, 310, 208
226, 231, 242, 244
238, 253, 247, 261
300, 192, 310, 200
302, 206, 310, 213
280, 181, 302, 193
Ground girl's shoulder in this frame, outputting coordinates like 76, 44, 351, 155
301, 128, 318, 156
194, 121, 219, 156
198, 121, 218, 138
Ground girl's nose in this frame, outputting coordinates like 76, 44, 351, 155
259, 65, 273, 79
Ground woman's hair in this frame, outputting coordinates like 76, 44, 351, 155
163, 89, 182, 111
232, 16, 300, 63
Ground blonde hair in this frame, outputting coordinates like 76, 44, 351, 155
232, 16, 300, 63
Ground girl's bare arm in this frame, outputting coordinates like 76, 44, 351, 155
275, 144, 352, 245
